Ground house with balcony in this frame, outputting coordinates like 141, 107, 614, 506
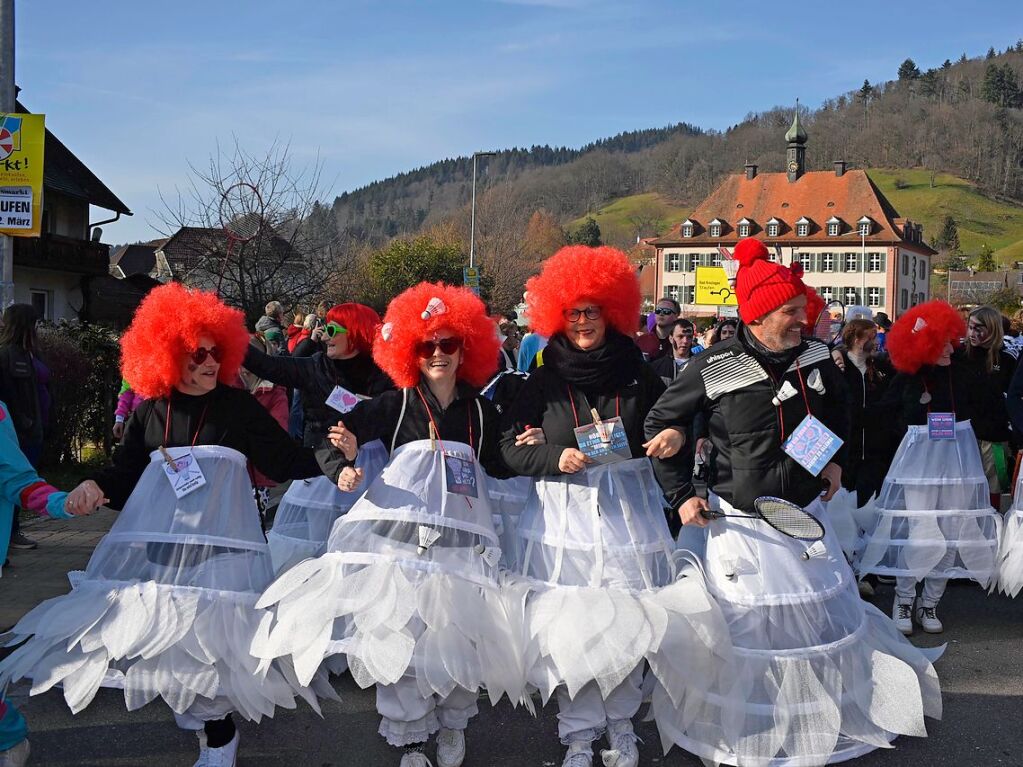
11, 100, 132, 322
648, 113, 936, 319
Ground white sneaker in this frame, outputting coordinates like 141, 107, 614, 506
563, 741, 594, 767
436, 728, 465, 767
400, 750, 433, 767
892, 600, 914, 635
194, 731, 239, 767
0, 739, 30, 767
914, 602, 944, 633
601, 720, 639, 767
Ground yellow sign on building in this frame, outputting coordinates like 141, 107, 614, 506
0, 113, 45, 237
694, 265, 738, 306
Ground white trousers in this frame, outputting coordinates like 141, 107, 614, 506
172, 697, 235, 730
895, 546, 956, 607
377, 675, 479, 747
555, 664, 644, 744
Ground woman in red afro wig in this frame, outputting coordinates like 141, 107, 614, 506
264, 283, 528, 762
326, 303, 381, 356
373, 282, 499, 388
886, 300, 965, 374
859, 298, 1000, 635
121, 282, 250, 399
525, 245, 641, 338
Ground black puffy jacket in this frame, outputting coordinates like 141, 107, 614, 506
645, 327, 849, 511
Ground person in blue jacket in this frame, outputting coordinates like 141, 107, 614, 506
0, 401, 102, 767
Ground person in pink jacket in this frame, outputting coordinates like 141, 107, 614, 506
112, 379, 146, 441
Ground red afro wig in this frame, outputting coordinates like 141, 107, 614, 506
121, 283, 250, 399
887, 300, 965, 374
326, 303, 381, 356
373, 282, 499, 389
804, 285, 826, 330
525, 245, 641, 338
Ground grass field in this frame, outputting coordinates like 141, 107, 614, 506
572, 170, 1023, 263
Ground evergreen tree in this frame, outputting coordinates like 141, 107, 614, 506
569, 217, 602, 247
920, 69, 940, 98
937, 215, 961, 254
858, 79, 874, 103
898, 58, 921, 81
975, 244, 997, 272
987, 46, 997, 60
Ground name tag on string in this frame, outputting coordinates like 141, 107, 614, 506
782, 414, 843, 476
326, 385, 367, 414
573, 415, 631, 465
443, 453, 479, 498
927, 412, 956, 441
161, 451, 207, 498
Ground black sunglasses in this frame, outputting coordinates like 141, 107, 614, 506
416, 337, 463, 358
190, 346, 222, 365
563, 306, 602, 322
654, 307, 678, 316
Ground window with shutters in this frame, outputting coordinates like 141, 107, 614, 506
822, 253, 834, 272
845, 252, 858, 272
869, 252, 882, 272
666, 253, 681, 272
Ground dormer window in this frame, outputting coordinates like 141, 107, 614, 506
796, 216, 811, 237
681, 219, 695, 238
826, 216, 843, 237
709, 218, 724, 238
737, 217, 753, 238
766, 217, 782, 238
858, 216, 873, 237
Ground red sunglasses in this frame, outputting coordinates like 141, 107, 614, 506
415, 338, 463, 358
190, 346, 222, 365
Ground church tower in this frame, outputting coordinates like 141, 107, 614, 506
785, 107, 807, 183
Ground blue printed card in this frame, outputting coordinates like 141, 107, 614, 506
927, 412, 955, 441
782, 415, 843, 477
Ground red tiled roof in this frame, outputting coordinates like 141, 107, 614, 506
650, 169, 935, 254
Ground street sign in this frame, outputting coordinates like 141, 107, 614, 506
694, 266, 737, 306
463, 266, 481, 296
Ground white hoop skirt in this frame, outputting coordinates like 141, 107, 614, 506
0, 446, 334, 721
993, 471, 1023, 597
858, 421, 1001, 585
267, 440, 388, 573
514, 458, 733, 705
652, 496, 942, 765
251, 440, 532, 708
487, 475, 532, 571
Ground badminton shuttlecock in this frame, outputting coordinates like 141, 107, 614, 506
801, 540, 827, 560
772, 380, 798, 406
380, 322, 393, 341
421, 297, 448, 320
912, 317, 928, 333
473, 545, 502, 568
721, 257, 740, 285
807, 368, 826, 395
417, 525, 441, 554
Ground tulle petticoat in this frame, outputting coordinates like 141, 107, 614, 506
651, 495, 943, 766
858, 421, 1000, 585
0, 446, 333, 721
252, 440, 532, 708
514, 458, 732, 705
993, 470, 1023, 597
267, 440, 388, 573
487, 475, 532, 571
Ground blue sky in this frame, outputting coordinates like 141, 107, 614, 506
17, 0, 1023, 243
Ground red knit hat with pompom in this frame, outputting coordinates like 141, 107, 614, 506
734, 238, 808, 323
525, 245, 641, 338
887, 300, 965, 374
373, 282, 499, 389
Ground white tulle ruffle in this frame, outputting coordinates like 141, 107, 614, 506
993, 507, 1023, 598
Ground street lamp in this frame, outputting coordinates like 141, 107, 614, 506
469, 151, 496, 269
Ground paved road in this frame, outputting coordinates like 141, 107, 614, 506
3, 516, 1022, 766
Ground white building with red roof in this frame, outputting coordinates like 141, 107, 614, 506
649, 112, 936, 319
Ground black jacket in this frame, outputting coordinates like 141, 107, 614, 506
317, 382, 511, 482
884, 360, 973, 433
90, 384, 322, 510
0, 345, 42, 446
650, 354, 695, 386
645, 327, 849, 511
958, 345, 1015, 442
839, 350, 898, 480
243, 346, 394, 447
499, 355, 692, 504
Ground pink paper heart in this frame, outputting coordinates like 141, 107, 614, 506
341, 392, 358, 407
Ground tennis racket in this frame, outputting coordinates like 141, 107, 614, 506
216, 182, 264, 294
701, 496, 826, 542
812, 300, 845, 346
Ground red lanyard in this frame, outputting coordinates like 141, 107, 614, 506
922, 367, 955, 415
163, 399, 210, 448
414, 386, 475, 453
566, 386, 620, 429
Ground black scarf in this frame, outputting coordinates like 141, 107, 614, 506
543, 330, 644, 393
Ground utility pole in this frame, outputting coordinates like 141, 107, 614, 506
0, 0, 14, 309
469, 151, 495, 269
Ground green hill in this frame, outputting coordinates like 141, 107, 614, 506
568, 193, 689, 246
866, 169, 1023, 262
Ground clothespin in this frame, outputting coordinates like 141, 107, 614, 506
590, 408, 602, 426
429, 422, 437, 451
159, 445, 179, 472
